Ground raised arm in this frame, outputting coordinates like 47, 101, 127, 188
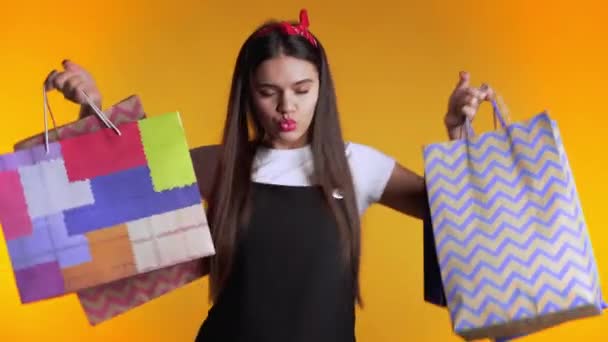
378, 71, 494, 219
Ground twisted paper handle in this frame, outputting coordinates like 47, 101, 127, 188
460, 92, 510, 140
42, 86, 122, 153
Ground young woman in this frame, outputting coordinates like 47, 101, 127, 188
45, 9, 493, 342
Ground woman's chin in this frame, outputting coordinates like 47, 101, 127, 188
270, 131, 308, 149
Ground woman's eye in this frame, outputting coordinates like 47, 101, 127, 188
258, 90, 276, 97
257, 87, 309, 97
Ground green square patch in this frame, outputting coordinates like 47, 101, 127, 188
138, 112, 197, 192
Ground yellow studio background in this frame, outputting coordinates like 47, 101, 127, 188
1, 0, 607, 341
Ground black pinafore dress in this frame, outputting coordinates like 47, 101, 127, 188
195, 182, 356, 342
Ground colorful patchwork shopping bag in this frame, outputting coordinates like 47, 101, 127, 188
13, 97, 216, 324
422, 99, 605, 340
0, 91, 215, 304
75, 145, 221, 325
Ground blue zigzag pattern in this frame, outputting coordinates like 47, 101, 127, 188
423, 113, 552, 157
445, 257, 594, 303
423, 125, 553, 160
426, 158, 566, 206
433, 204, 579, 235
553, 127, 606, 308
432, 181, 575, 219
433, 187, 581, 239
454, 297, 590, 331
426, 151, 563, 199
452, 277, 593, 327
438, 222, 587, 274
454, 307, 534, 330
424, 129, 557, 172
436, 216, 582, 254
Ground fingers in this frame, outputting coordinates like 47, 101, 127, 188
51, 69, 80, 91
454, 72, 494, 110
456, 71, 470, 89
44, 60, 97, 105
463, 89, 482, 110
460, 104, 477, 121
464, 84, 494, 106
464, 94, 479, 108
480, 83, 495, 101
63, 75, 88, 102
48, 70, 85, 102
62, 59, 85, 72
44, 70, 58, 91
447, 71, 498, 132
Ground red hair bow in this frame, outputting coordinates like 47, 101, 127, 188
255, 9, 318, 47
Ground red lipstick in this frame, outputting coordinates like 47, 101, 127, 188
279, 118, 296, 132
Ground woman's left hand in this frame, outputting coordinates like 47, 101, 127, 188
444, 71, 494, 140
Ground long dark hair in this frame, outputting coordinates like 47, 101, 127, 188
206, 17, 363, 305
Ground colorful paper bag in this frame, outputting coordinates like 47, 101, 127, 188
77, 259, 207, 325
75, 144, 221, 325
0, 98, 215, 304
422, 100, 605, 340
13, 98, 215, 324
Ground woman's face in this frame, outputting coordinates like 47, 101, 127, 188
250, 54, 319, 149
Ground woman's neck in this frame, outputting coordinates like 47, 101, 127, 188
260, 136, 310, 150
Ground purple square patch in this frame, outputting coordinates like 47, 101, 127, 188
15, 261, 65, 303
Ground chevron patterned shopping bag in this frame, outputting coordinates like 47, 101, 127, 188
422, 100, 605, 340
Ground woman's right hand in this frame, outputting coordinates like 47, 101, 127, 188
44, 60, 103, 119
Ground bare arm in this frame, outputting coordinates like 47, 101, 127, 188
377, 72, 494, 219
378, 163, 429, 220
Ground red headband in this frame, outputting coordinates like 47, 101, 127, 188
255, 9, 318, 47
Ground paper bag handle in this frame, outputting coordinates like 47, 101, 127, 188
460, 92, 510, 140
42, 86, 122, 153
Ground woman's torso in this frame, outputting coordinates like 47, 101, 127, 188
193, 143, 395, 342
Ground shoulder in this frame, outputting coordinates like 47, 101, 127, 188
345, 141, 393, 162
345, 141, 396, 214
345, 141, 396, 176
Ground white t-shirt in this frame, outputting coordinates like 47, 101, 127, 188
251, 142, 396, 216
